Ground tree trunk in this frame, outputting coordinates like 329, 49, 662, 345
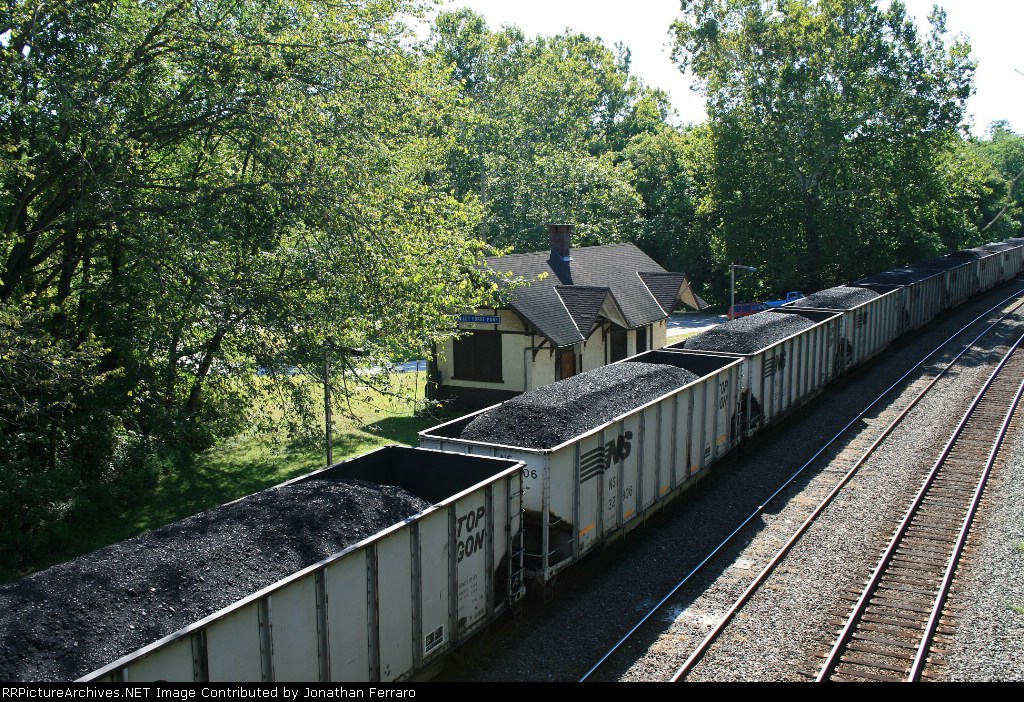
184, 328, 226, 419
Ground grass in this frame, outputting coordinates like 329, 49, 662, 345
134, 371, 444, 528
2, 371, 446, 584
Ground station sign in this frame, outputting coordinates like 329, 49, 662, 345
459, 314, 501, 324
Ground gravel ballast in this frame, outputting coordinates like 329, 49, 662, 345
0, 478, 432, 682
791, 286, 879, 309
680, 310, 815, 353
458, 361, 700, 449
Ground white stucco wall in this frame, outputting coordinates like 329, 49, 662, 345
580, 331, 605, 373
531, 346, 558, 389
435, 309, 531, 393
652, 319, 668, 349
435, 311, 672, 395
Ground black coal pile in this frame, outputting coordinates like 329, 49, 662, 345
681, 311, 815, 354
915, 256, 968, 271
950, 247, 988, 259
791, 286, 879, 310
0, 479, 432, 682
854, 268, 934, 286
458, 362, 700, 449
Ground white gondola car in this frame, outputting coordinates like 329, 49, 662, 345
1003, 238, 1024, 279
665, 308, 842, 439
949, 246, 1003, 292
418, 350, 744, 589
783, 286, 904, 372
913, 255, 981, 311
74, 446, 525, 683
981, 241, 1024, 282
851, 267, 946, 331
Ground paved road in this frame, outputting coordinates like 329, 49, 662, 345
667, 312, 727, 339
396, 359, 427, 372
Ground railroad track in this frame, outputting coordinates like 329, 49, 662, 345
577, 289, 1024, 683
814, 338, 1024, 682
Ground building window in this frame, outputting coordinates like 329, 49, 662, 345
609, 326, 628, 362
453, 331, 503, 382
557, 347, 576, 380
636, 326, 648, 354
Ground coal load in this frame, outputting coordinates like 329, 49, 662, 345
854, 268, 932, 286
681, 310, 815, 354
458, 362, 700, 449
0, 479, 432, 682
915, 256, 968, 271
949, 247, 988, 259
791, 286, 879, 309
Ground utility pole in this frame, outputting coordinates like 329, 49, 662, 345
729, 263, 758, 320
324, 340, 333, 467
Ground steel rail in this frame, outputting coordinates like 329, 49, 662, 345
577, 286, 1024, 683
908, 376, 1024, 681
670, 310, 1024, 682
816, 332, 1024, 682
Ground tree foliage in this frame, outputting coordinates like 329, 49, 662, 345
670, 0, 979, 296
970, 121, 1024, 238
0, 0, 504, 568
424, 9, 670, 251
620, 123, 710, 289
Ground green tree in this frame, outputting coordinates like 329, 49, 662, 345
424, 10, 666, 251
671, 0, 977, 294
971, 121, 1024, 238
620, 123, 712, 292
0, 0, 502, 568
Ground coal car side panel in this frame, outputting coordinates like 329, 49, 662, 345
418, 353, 743, 587
78, 447, 524, 683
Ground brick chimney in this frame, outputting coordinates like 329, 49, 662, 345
548, 223, 572, 261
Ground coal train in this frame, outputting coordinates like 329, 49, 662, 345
3, 238, 1023, 684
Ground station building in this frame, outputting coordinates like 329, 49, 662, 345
428, 224, 708, 411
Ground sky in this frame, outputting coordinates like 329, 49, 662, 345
428, 0, 1023, 137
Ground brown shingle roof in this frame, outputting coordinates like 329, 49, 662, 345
554, 285, 611, 338
484, 242, 704, 346
638, 271, 708, 315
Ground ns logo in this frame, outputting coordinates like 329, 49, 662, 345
579, 431, 633, 482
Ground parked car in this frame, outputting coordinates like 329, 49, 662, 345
727, 301, 767, 320
763, 291, 804, 308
